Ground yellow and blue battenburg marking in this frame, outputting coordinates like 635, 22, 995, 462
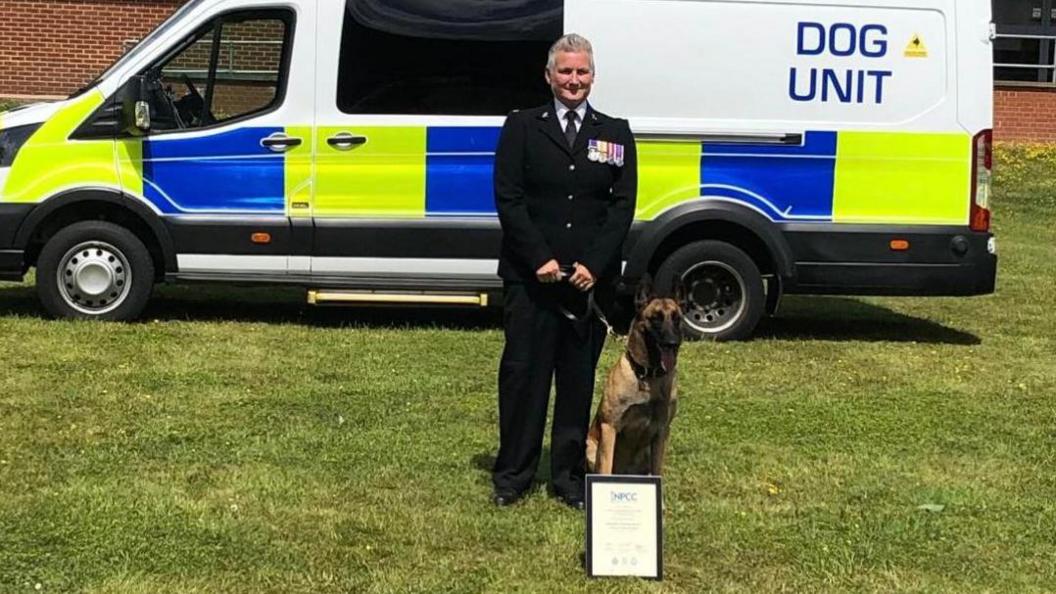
425, 126, 501, 216
633, 130, 970, 225
1, 95, 971, 228
699, 131, 837, 222
142, 127, 287, 214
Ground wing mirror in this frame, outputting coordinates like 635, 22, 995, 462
134, 100, 151, 131
119, 75, 151, 135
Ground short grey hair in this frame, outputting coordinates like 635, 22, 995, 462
546, 33, 595, 73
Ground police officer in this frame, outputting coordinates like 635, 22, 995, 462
492, 33, 637, 509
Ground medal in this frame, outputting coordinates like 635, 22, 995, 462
588, 138, 626, 166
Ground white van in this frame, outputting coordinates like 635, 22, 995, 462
0, 0, 996, 339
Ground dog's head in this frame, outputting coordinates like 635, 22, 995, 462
630, 274, 685, 374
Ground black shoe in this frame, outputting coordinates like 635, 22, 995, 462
556, 494, 585, 511
492, 490, 523, 507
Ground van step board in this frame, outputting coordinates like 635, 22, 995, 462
307, 290, 489, 307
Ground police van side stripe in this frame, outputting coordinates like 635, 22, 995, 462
701, 130, 837, 222
634, 140, 702, 220
833, 131, 971, 225
143, 127, 287, 214
314, 126, 427, 218
425, 127, 501, 216
1, 92, 122, 205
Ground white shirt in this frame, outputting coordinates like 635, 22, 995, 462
554, 99, 588, 133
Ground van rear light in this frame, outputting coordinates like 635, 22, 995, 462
970, 129, 992, 232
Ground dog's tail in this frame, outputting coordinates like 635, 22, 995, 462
584, 420, 600, 473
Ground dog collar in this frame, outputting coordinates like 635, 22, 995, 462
627, 353, 667, 380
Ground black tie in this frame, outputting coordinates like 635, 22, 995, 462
564, 111, 578, 148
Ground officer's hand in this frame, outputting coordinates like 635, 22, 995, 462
536, 259, 563, 283
570, 263, 595, 292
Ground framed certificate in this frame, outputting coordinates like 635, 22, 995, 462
585, 474, 663, 580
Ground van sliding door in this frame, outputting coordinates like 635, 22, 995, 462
309, 0, 558, 287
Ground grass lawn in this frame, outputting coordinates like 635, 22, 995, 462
1, 149, 1054, 593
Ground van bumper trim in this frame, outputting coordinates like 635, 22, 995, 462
0, 249, 25, 281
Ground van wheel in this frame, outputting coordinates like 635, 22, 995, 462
36, 221, 154, 321
655, 240, 764, 341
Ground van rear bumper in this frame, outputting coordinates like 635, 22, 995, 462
782, 225, 997, 296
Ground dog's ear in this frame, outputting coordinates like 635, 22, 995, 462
670, 275, 687, 309
635, 274, 655, 312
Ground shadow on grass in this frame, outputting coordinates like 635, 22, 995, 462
0, 283, 979, 344
472, 449, 554, 493
757, 296, 981, 345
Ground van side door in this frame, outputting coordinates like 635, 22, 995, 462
309, 3, 555, 286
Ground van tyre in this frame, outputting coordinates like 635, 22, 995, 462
36, 221, 154, 321
655, 240, 764, 341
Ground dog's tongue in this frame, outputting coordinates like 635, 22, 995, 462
660, 349, 677, 373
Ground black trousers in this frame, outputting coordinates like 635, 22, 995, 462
493, 282, 607, 498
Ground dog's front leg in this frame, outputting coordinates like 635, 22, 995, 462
650, 406, 671, 476
650, 430, 669, 476
595, 422, 617, 475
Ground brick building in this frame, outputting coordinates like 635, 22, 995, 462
2, 0, 1056, 142
0, 0, 182, 98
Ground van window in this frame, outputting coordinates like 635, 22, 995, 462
146, 10, 293, 131
336, 1, 561, 115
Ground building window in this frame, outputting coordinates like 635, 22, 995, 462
994, 0, 1056, 85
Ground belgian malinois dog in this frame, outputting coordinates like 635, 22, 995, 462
586, 275, 684, 475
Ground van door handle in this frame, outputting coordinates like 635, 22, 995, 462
636, 131, 805, 146
327, 132, 368, 150
260, 133, 302, 152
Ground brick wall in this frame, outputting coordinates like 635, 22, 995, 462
994, 86, 1056, 143
0, 0, 183, 98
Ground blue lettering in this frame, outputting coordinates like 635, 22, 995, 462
861, 24, 888, 57
791, 23, 893, 104
821, 69, 852, 102
797, 22, 826, 55
795, 22, 889, 58
789, 67, 817, 101
790, 68, 892, 104
868, 70, 893, 103
829, 23, 857, 56
611, 492, 639, 503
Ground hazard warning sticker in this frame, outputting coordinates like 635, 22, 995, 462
905, 34, 928, 58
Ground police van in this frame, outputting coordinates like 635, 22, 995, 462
0, 0, 996, 340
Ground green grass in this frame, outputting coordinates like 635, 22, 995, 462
1, 150, 1054, 593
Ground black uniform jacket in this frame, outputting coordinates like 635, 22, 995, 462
494, 103, 638, 284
